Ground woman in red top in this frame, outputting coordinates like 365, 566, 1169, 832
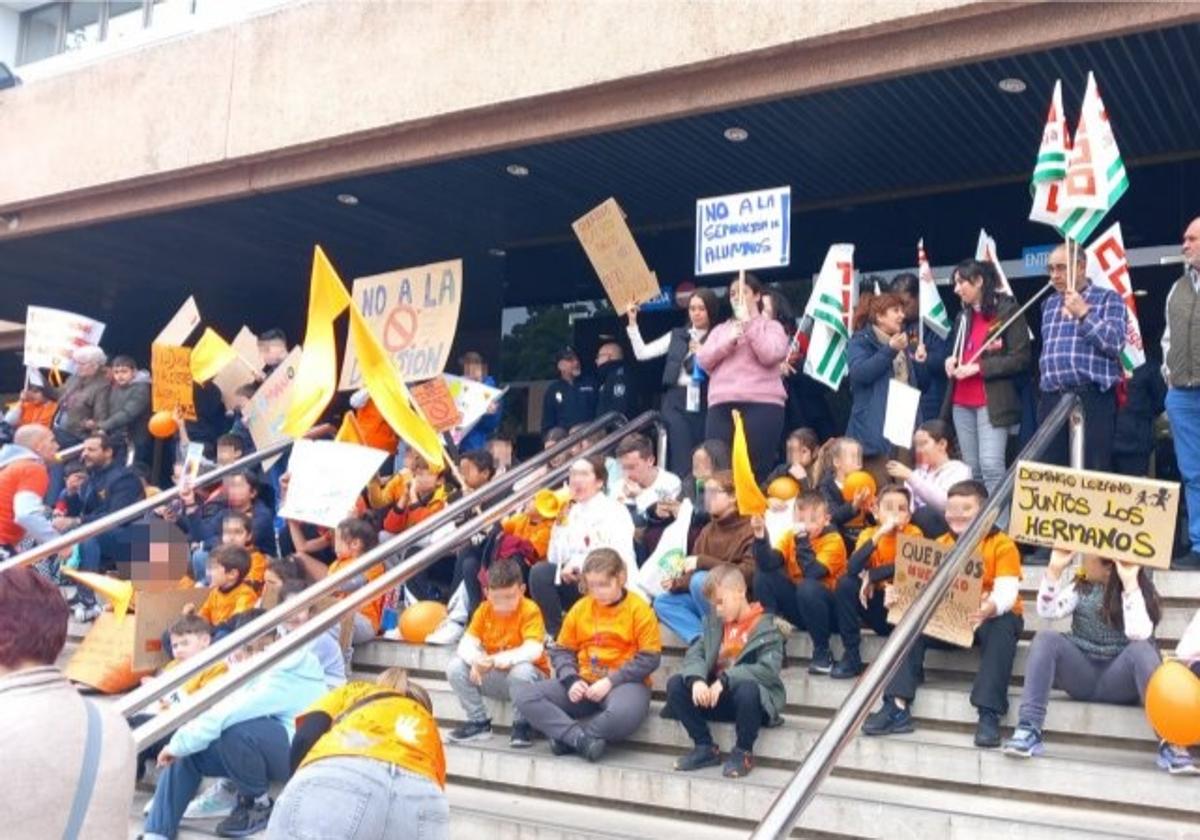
944, 260, 1031, 495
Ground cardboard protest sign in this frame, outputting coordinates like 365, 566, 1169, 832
279, 439, 388, 528
151, 343, 197, 421
23, 305, 106, 373
409, 376, 462, 432
1009, 461, 1179, 569
155, 296, 201, 346
887, 534, 984, 648
572, 198, 660, 311
244, 346, 302, 470
230, 326, 262, 372
132, 587, 207, 671
444, 374, 505, 445
694, 186, 791, 276
337, 259, 462, 390
211, 356, 259, 407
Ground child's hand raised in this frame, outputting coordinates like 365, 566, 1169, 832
1115, 560, 1141, 591
852, 488, 871, 511
749, 515, 766, 540
877, 517, 898, 536
1047, 548, 1075, 581
181, 602, 196, 616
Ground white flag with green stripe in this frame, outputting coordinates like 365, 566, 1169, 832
917, 238, 950, 339
803, 244, 856, 390
1029, 79, 1071, 228
1059, 72, 1128, 245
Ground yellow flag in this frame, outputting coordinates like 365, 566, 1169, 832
335, 411, 363, 445
346, 300, 444, 470
190, 328, 237, 383
282, 245, 352, 437
732, 409, 767, 516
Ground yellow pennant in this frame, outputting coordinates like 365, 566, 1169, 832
732, 409, 767, 516
335, 411, 363, 445
189, 328, 237, 383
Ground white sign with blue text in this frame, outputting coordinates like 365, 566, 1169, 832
694, 186, 791, 276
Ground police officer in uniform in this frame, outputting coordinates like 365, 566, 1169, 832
541, 347, 597, 433
595, 339, 637, 421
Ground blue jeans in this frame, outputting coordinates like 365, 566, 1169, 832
190, 546, 211, 584
1167, 388, 1200, 549
653, 571, 710, 643
144, 717, 290, 838
952, 405, 1008, 495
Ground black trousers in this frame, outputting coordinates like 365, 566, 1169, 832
884, 611, 1023, 715
753, 571, 836, 652
1036, 385, 1116, 472
705, 402, 785, 484
661, 386, 706, 479
833, 576, 892, 657
529, 561, 582, 638
665, 674, 766, 752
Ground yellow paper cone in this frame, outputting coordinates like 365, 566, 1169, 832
335, 412, 363, 445
282, 245, 353, 438
190, 328, 238, 383
61, 569, 134, 624
732, 409, 767, 516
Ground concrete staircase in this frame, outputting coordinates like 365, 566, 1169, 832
351, 567, 1200, 840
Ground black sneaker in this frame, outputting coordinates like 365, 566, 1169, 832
448, 719, 492, 743
215, 795, 272, 838
974, 709, 1002, 748
550, 739, 574, 756
722, 747, 754, 778
830, 651, 864, 680
862, 699, 914, 736
509, 721, 534, 749
808, 648, 835, 675
673, 743, 721, 772
575, 733, 607, 762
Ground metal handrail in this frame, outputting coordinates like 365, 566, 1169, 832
750, 393, 1082, 839
117, 409, 656, 717
128, 411, 662, 748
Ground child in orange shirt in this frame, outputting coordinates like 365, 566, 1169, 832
513, 549, 662, 762
445, 559, 549, 748
832, 484, 924, 679
325, 517, 384, 648
751, 490, 847, 675
382, 457, 448, 534
222, 511, 268, 589
864, 480, 1024, 748
184, 545, 258, 628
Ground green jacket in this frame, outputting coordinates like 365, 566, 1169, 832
677, 611, 786, 724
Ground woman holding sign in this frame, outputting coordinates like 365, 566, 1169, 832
696, 275, 789, 484
626, 289, 721, 478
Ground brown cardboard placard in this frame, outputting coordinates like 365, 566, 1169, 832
132, 587, 208, 672
572, 198, 661, 311
886, 534, 984, 648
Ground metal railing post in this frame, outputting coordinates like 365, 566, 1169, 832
1068, 401, 1085, 469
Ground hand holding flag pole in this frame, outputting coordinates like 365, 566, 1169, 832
962, 282, 1053, 367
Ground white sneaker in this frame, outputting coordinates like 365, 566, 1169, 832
182, 778, 237, 819
423, 618, 465, 646
72, 602, 102, 624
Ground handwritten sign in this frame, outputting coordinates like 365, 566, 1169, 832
572, 198, 660, 311
151, 343, 196, 421
23, 306, 106, 373
338, 259, 462, 390
444, 374, 505, 445
154, 296, 202, 346
280, 440, 388, 528
694, 186, 791, 276
1009, 461, 1179, 569
244, 346, 302, 470
409, 376, 462, 432
887, 534, 984, 648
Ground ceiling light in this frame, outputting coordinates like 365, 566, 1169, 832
488, 248, 507, 257
997, 77, 1026, 94
336, 193, 359, 206
505, 164, 530, 177
723, 127, 749, 143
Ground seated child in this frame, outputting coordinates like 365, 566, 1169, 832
863, 480, 1023, 748
665, 564, 785, 778
752, 490, 847, 674
514, 548, 661, 762
276, 579, 347, 690
382, 456, 448, 534
766, 428, 819, 490
831, 484, 923, 678
222, 511, 269, 588
445, 559, 550, 748
815, 437, 873, 552
185, 545, 258, 630
323, 517, 385, 648
1002, 550, 1195, 773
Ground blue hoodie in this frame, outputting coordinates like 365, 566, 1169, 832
165, 648, 325, 757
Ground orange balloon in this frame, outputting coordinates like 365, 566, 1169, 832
842, 470, 877, 503
147, 410, 178, 439
400, 601, 448, 643
767, 476, 801, 501
1145, 660, 1200, 746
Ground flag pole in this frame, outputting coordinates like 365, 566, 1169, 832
963, 282, 1053, 367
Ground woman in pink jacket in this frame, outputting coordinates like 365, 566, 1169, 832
696, 275, 790, 483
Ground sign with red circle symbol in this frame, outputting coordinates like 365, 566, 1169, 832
383, 304, 419, 352
409, 376, 462, 432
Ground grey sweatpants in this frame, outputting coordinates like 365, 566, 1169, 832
446, 656, 544, 724
512, 678, 651, 745
1017, 630, 1161, 729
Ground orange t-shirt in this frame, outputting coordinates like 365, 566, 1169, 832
17, 401, 57, 429
558, 593, 661, 684
717, 603, 765, 674
775, 528, 847, 590
466, 598, 550, 675
854, 524, 925, 571
197, 582, 258, 626
935, 531, 1024, 616
382, 488, 448, 534
328, 555, 385, 631
246, 550, 268, 586
0, 459, 49, 546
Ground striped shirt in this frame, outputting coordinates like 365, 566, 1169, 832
1039, 282, 1126, 392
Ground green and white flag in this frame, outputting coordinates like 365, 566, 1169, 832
917, 239, 951, 339
1029, 79, 1071, 229
1060, 72, 1128, 245
803, 244, 856, 390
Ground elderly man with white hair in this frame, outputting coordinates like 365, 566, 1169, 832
51, 345, 111, 446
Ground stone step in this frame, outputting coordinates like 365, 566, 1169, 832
443, 738, 1197, 839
